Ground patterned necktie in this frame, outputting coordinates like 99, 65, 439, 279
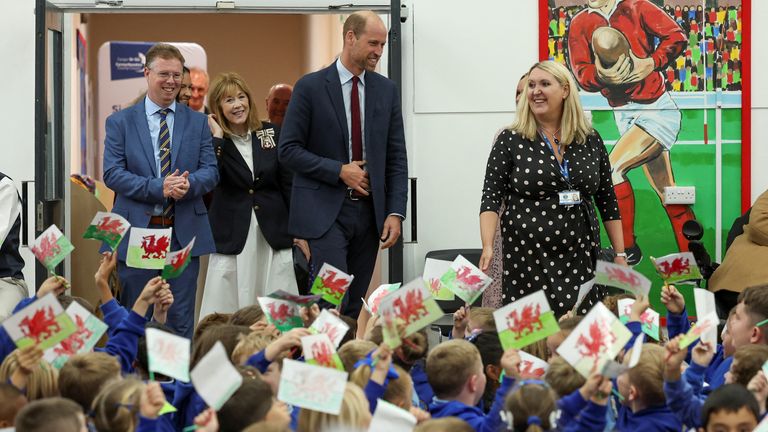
351, 76, 362, 161
158, 108, 174, 217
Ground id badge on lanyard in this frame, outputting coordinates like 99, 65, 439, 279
542, 133, 582, 206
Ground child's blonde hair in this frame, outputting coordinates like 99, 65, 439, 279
0, 350, 58, 401
504, 382, 558, 432
467, 307, 495, 332
731, 344, 768, 386
338, 340, 377, 373
231, 332, 275, 365
296, 382, 370, 432
425, 339, 481, 399
602, 293, 635, 317
59, 352, 121, 411
413, 417, 474, 432
91, 377, 144, 432
384, 365, 413, 409
626, 343, 666, 406
545, 356, 586, 397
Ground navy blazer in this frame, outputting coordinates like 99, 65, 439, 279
208, 123, 294, 254
278, 63, 408, 239
103, 99, 219, 258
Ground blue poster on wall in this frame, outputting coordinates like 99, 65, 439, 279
110, 41, 154, 81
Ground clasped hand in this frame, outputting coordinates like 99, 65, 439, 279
163, 169, 190, 200
340, 161, 369, 195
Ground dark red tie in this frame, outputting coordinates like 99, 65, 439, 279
351, 76, 362, 161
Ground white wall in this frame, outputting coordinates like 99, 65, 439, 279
751, 1, 768, 201
0, 2, 37, 290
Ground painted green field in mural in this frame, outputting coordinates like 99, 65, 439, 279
595, 108, 742, 313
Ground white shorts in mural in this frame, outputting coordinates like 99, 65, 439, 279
613, 91, 681, 150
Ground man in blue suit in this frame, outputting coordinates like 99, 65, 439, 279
278, 11, 408, 318
103, 43, 218, 338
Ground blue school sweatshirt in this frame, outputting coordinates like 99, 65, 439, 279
664, 377, 703, 429
410, 361, 434, 408
562, 401, 609, 432
136, 415, 175, 432
558, 387, 616, 432
97, 310, 147, 374
668, 306, 730, 392
171, 380, 208, 431
246, 350, 271, 373
616, 404, 682, 432
428, 376, 514, 432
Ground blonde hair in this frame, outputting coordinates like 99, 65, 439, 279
545, 356, 586, 397
0, 350, 58, 401
467, 307, 495, 332
504, 382, 558, 432
626, 343, 666, 406
232, 332, 275, 365
511, 60, 592, 146
59, 352, 121, 411
425, 339, 482, 399
338, 340, 377, 373
91, 377, 144, 432
208, 72, 263, 138
297, 382, 370, 432
383, 365, 413, 409
413, 417, 474, 432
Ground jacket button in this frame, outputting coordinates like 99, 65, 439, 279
248, 189, 254, 194
255, 177, 260, 182
254, 205, 260, 210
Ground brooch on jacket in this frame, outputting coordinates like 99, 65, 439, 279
256, 128, 276, 149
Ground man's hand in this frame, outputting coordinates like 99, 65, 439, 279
595, 54, 632, 86
169, 171, 190, 200
661, 284, 685, 315
340, 161, 369, 195
139, 381, 167, 419
37, 276, 68, 299
380, 215, 401, 250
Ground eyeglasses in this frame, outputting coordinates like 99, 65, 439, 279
150, 69, 182, 81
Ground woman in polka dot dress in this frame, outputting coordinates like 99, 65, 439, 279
479, 61, 627, 316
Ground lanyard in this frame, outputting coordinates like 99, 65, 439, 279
541, 133, 570, 182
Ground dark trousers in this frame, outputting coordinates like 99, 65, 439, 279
117, 225, 199, 339
309, 198, 379, 318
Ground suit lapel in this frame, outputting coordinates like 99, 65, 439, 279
132, 100, 157, 174
325, 65, 350, 158
364, 74, 376, 157
171, 105, 186, 169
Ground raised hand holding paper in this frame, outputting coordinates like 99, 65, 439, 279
162, 237, 195, 279
422, 258, 455, 300
83, 212, 130, 250
380, 308, 402, 349
363, 283, 401, 315
278, 359, 348, 415
2, 293, 76, 350
309, 309, 350, 348
257, 297, 303, 332
493, 290, 560, 350
191, 341, 243, 410
126, 227, 172, 269
595, 260, 651, 296
302, 333, 344, 370
518, 351, 549, 378
557, 302, 631, 378
678, 311, 719, 349
146, 328, 190, 382
45, 302, 109, 369
310, 263, 353, 306
693, 288, 718, 345
31, 225, 74, 271
617, 298, 660, 341
440, 255, 492, 304
652, 252, 702, 284
377, 279, 443, 337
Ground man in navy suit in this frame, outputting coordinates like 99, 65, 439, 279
103, 43, 218, 338
278, 11, 408, 318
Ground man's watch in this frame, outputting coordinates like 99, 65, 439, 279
615, 252, 628, 258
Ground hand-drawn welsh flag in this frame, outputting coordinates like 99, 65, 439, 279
440, 255, 492, 304
82, 212, 130, 250
302, 333, 344, 371
422, 258, 455, 301
652, 252, 703, 284
162, 237, 195, 279
380, 308, 402, 349
518, 351, 549, 379
126, 227, 172, 270
31, 225, 74, 271
556, 302, 631, 379
678, 311, 720, 349
377, 279, 443, 337
310, 263, 354, 306
268, 290, 322, 306
363, 283, 401, 315
257, 297, 303, 332
594, 260, 651, 297
617, 298, 660, 341
493, 290, 560, 350
44, 301, 109, 369
2, 293, 76, 350
309, 309, 350, 348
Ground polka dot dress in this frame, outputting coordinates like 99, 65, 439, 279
480, 128, 620, 316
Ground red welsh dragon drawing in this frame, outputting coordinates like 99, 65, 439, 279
267, 302, 292, 324
53, 315, 93, 357
318, 323, 340, 345
31, 232, 61, 265
141, 235, 170, 259
576, 319, 616, 372
169, 247, 191, 272
657, 257, 691, 279
622, 304, 654, 328
20, 307, 61, 343
606, 267, 640, 287
428, 278, 441, 296
96, 217, 126, 235
311, 341, 335, 368
455, 266, 485, 292
519, 360, 546, 378
392, 289, 429, 325
320, 271, 349, 299
506, 303, 543, 338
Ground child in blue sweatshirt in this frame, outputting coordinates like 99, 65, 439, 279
700, 384, 761, 431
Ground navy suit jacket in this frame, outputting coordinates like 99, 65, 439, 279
278, 64, 408, 239
103, 99, 219, 258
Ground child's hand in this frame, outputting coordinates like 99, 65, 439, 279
500, 348, 522, 379
265, 328, 311, 362
132, 276, 168, 317
370, 343, 394, 385
691, 340, 715, 368
578, 372, 605, 400
16, 345, 43, 375
663, 335, 688, 381
250, 321, 280, 338
409, 406, 431, 423
193, 407, 219, 432
660, 285, 685, 315
748, 370, 768, 416
152, 288, 174, 324
139, 381, 167, 419
94, 251, 117, 290
452, 306, 469, 339
37, 275, 67, 298
591, 376, 613, 406
629, 295, 650, 322
300, 304, 322, 327
559, 310, 575, 322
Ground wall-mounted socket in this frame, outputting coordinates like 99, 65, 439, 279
663, 186, 696, 205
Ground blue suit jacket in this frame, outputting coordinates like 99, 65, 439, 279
103, 99, 218, 258
278, 64, 408, 238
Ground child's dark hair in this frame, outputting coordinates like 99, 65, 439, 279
471, 331, 503, 411
57, 295, 95, 313
136, 321, 175, 379
368, 326, 428, 370
218, 376, 275, 432
228, 304, 264, 327
700, 384, 760, 427
194, 313, 231, 341
191, 324, 251, 369
0, 382, 26, 426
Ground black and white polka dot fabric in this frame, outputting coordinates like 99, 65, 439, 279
480, 128, 620, 316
